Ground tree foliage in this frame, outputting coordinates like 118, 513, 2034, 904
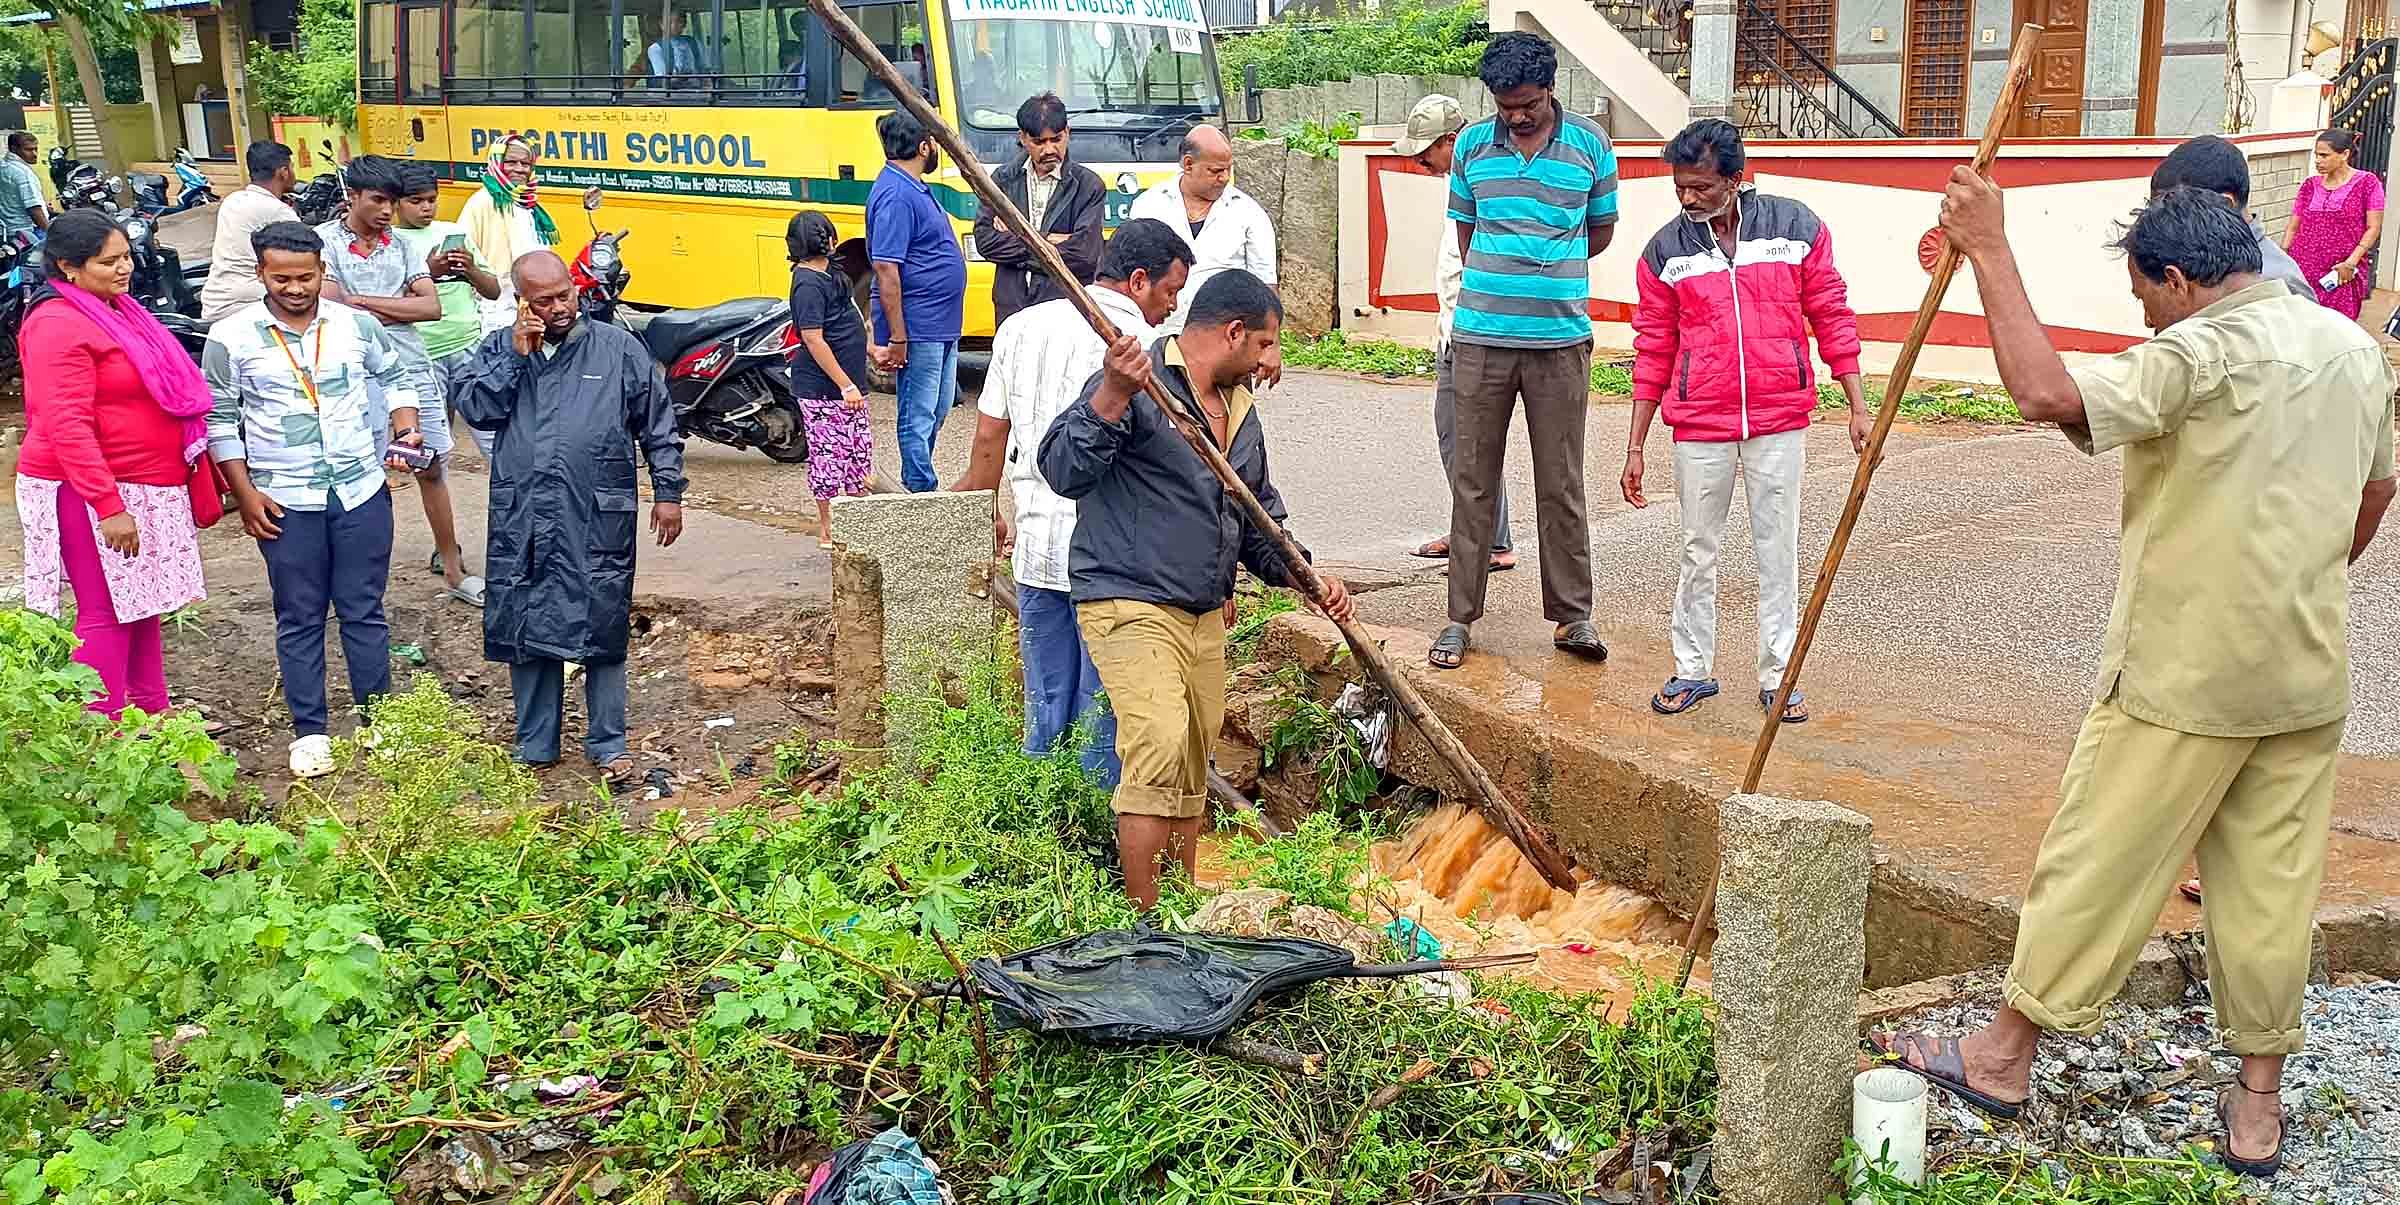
1215, 1, 1487, 99
247, 0, 356, 125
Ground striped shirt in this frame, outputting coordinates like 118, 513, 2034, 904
204, 300, 422, 513
1447, 104, 1619, 349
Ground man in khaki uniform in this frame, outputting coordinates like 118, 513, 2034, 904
1878, 177, 2396, 1179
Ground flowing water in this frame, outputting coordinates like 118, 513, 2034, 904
1366, 805, 1711, 1007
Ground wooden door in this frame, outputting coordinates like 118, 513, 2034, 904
1902, 0, 1969, 136
2011, 0, 2086, 136
1740, 0, 1838, 81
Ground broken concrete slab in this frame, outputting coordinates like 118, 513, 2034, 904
831, 491, 997, 749
1711, 793, 1873, 1205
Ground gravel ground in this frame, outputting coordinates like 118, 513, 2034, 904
1884, 979, 2400, 1203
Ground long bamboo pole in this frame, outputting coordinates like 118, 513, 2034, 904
806, 0, 1579, 890
1674, 26, 2048, 988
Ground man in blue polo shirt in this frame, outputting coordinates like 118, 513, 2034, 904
867, 109, 969, 492
1427, 32, 1619, 672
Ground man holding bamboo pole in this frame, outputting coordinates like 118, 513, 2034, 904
1877, 177, 2396, 1180
1037, 270, 1355, 909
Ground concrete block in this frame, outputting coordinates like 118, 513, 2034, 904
1375, 73, 1416, 125
1258, 85, 1300, 132
1279, 149, 1341, 335
1328, 76, 1376, 126
829, 549, 887, 761
1712, 793, 1873, 1205
831, 491, 998, 748
1230, 135, 1289, 226
1294, 83, 1327, 126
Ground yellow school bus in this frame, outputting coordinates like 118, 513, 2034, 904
353, 0, 1221, 343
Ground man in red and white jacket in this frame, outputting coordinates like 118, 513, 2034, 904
1621, 119, 1871, 722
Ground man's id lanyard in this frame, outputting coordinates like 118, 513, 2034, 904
267, 323, 326, 411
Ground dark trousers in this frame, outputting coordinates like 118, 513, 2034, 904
1445, 340, 1594, 626
1019, 583, 1120, 787
1433, 345, 1512, 553
257, 488, 395, 737
510, 657, 629, 766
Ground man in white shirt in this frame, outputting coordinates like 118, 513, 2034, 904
1393, 95, 1515, 575
1129, 125, 1279, 378
950, 219, 1195, 783
200, 141, 300, 322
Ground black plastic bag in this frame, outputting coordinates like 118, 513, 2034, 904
963, 928, 1359, 1044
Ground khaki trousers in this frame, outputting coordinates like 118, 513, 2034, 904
2004, 697, 2344, 1055
1446, 340, 1595, 626
1077, 599, 1226, 820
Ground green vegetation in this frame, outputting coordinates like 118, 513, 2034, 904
1239, 111, 1361, 160
1262, 677, 1383, 813
0, 606, 1719, 1203
1216, 2, 1487, 99
1841, 1143, 2245, 1204
1281, 332, 2025, 424
1227, 583, 1300, 662
1221, 811, 1377, 916
249, 0, 358, 125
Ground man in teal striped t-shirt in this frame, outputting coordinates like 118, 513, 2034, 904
1428, 31, 1618, 673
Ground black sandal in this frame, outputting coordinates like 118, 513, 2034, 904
2215, 1082, 2287, 1178
1871, 1030, 2026, 1120
1553, 620, 1609, 662
1428, 623, 1470, 670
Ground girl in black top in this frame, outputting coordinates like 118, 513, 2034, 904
786, 210, 875, 548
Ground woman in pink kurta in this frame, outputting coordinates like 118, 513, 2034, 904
2286, 127, 2386, 320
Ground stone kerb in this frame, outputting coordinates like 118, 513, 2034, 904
830, 491, 998, 754
1710, 792, 1874, 1205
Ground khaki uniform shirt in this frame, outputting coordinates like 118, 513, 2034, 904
2066, 280, 2397, 738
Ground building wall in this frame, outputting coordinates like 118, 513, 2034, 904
1833, 0, 1908, 122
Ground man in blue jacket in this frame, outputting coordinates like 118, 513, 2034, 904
1038, 269, 1356, 908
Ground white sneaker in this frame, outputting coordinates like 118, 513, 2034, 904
289, 734, 335, 779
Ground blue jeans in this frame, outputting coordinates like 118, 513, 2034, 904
1019, 584, 1119, 787
509, 657, 629, 766
256, 488, 394, 737
894, 339, 959, 492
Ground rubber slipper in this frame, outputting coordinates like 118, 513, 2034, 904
2215, 1084, 2286, 1178
1652, 677, 1719, 715
1760, 687, 1809, 724
1553, 620, 1609, 662
427, 549, 446, 577
1488, 552, 1518, 572
1410, 538, 1450, 559
1428, 622, 1470, 670
1871, 1030, 2026, 1120
599, 756, 639, 790
444, 576, 487, 608
2179, 878, 2203, 904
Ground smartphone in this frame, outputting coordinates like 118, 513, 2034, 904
438, 232, 467, 255
388, 440, 436, 471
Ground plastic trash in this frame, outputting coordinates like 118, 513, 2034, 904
389, 642, 427, 666
1385, 917, 1442, 960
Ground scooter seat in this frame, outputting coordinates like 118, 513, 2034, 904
640, 297, 783, 362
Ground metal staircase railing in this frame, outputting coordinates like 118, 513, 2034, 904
1731, 0, 1904, 138
2330, 38, 2396, 178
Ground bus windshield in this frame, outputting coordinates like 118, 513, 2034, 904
946, 0, 1219, 131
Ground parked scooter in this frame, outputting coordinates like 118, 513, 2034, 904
567, 188, 809, 463
46, 161, 206, 355
0, 229, 41, 374
131, 148, 219, 219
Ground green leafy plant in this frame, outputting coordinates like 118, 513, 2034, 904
1281, 329, 1438, 378
1227, 584, 1299, 661
1239, 111, 1360, 159
248, 0, 358, 125
1261, 686, 1382, 812
1835, 1141, 2244, 1204
1217, 1, 1487, 98
1219, 810, 1377, 916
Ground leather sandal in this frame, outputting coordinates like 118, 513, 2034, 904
1553, 620, 1609, 662
1871, 1030, 2026, 1120
2215, 1082, 2287, 1178
1428, 622, 1470, 670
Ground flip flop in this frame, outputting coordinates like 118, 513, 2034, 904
1760, 687, 1809, 723
1870, 1030, 2026, 1120
1410, 538, 1450, 559
1553, 620, 1609, 662
1428, 622, 1470, 670
2215, 1083, 2286, 1178
2179, 878, 2203, 904
599, 756, 639, 791
1652, 677, 1719, 715
444, 575, 487, 608
1488, 552, 1518, 572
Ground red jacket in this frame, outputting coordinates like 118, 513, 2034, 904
1631, 190, 1862, 443
13, 296, 188, 518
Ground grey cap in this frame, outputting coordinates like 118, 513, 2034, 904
1390, 94, 1464, 157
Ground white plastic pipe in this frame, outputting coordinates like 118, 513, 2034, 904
1850, 1067, 1928, 1200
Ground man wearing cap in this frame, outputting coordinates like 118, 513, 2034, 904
1397, 94, 1516, 575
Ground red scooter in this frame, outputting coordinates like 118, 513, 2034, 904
568, 188, 808, 463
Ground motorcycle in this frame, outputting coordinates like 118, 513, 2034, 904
0, 229, 40, 373
567, 188, 809, 464
49, 161, 206, 355
131, 148, 219, 219
292, 171, 346, 225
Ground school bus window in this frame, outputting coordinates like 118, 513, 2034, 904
452, 0, 532, 100
403, 3, 443, 101
361, 1, 399, 102
629, 1, 723, 89
947, 13, 1218, 132
717, 0, 818, 96
528, 0, 621, 98
834, 1, 930, 106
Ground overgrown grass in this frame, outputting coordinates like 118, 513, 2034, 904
1841, 1143, 2247, 1204
0, 607, 1720, 1204
1227, 583, 1300, 662
1281, 332, 2024, 423
1239, 112, 1361, 159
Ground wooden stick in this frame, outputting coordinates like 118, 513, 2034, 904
802, 0, 1578, 892
1326, 1058, 1440, 1172
1212, 1035, 1324, 1077
1675, 26, 2047, 989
